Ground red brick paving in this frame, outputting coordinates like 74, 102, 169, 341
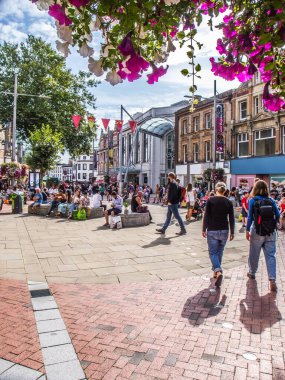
0, 279, 45, 372
51, 235, 285, 380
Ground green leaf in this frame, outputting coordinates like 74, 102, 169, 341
181, 69, 189, 76
195, 63, 201, 72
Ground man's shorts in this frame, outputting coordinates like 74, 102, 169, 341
242, 208, 248, 217
107, 208, 121, 216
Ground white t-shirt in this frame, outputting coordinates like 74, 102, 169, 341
187, 190, 196, 203
92, 193, 102, 208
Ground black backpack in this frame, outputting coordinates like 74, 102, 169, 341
253, 197, 277, 236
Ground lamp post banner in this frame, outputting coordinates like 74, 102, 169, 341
102, 118, 110, 131
115, 120, 124, 132
216, 104, 224, 153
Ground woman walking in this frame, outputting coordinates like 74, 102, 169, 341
202, 182, 235, 287
246, 180, 280, 291
186, 183, 197, 221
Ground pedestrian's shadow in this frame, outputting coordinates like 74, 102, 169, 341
181, 286, 227, 326
239, 279, 282, 334
142, 235, 179, 248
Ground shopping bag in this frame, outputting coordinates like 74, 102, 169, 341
110, 215, 122, 229
77, 208, 87, 221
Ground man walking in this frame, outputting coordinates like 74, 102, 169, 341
156, 172, 186, 236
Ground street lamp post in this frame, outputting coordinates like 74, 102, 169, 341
2, 70, 50, 163
213, 80, 217, 170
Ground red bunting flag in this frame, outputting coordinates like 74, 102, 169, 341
115, 120, 124, 133
88, 116, 96, 128
129, 120, 137, 134
102, 118, 110, 131
72, 115, 81, 129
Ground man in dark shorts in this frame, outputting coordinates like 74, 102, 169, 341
103, 191, 123, 227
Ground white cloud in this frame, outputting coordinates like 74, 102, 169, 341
28, 21, 57, 43
0, 23, 27, 43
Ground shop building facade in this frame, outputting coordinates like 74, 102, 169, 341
175, 92, 233, 188
230, 74, 285, 190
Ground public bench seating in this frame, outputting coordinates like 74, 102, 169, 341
28, 204, 104, 219
119, 212, 150, 228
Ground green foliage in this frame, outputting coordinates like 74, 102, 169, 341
24, 124, 64, 176
0, 36, 98, 157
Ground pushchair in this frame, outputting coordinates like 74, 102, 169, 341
192, 200, 203, 220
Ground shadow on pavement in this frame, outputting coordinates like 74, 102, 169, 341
142, 235, 179, 248
181, 286, 227, 326
239, 279, 282, 334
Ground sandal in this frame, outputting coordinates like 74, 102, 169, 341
269, 280, 277, 292
103, 223, 110, 227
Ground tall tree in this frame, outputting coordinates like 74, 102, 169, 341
0, 36, 98, 157
25, 124, 64, 180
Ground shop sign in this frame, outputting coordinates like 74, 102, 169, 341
216, 104, 224, 154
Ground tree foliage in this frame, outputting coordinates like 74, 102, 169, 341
32, 0, 285, 110
25, 124, 64, 176
0, 36, 98, 157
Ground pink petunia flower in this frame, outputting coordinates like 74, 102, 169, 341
49, 4, 72, 26
69, 0, 90, 7
147, 65, 168, 84
118, 32, 135, 57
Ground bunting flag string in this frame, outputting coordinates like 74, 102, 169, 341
102, 118, 110, 131
72, 115, 81, 129
115, 120, 124, 133
87, 116, 96, 128
129, 120, 137, 134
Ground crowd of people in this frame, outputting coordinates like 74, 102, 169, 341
1, 175, 284, 292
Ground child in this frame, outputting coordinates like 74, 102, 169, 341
278, 193, 285, 230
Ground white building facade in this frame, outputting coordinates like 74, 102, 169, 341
119, 101, 188, 190
72, 152, 98, 182
48, 164, 63, 181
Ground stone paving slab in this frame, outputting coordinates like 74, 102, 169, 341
50, 234, 285, 380
0, 204, 250, 284
0, 279, 45, 373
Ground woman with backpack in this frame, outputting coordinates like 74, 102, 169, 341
246, 180, 280, 292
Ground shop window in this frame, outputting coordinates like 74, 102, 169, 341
253, 72, 260, 85
205, 141, 211, 162
205, 113, 211, 129
193, 117, 199, 132
143, 133, 148, 162
255, 128, 276, 156
254, 96, 260, 115
237, 133, 249, 157
239, 101, 247, 120
78, 173, 81, 179
83, 164, 87, 170
166, 132, 174, 170
182, 119, 188, 135
183, 144, 188, 163
193, 143, 199, 163
135, 133, 140, 163
83, 156, 86, 160
89, 164, 93, 170
77, 164, 81, 170
218, 152, 224, 161
83, 173, 87, 179
122, 136, 126, 165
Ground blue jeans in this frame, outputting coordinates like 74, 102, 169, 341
248, 226, 277, 280
207, 230, 229, 272
162, 204, 185, 231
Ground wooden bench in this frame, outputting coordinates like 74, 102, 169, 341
120, 212, 150, 228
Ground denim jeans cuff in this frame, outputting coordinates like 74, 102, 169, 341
214, 268, 222, 273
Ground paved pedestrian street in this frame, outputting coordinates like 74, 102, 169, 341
0, 205, 285, 379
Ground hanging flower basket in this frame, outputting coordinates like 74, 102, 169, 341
0, 162, 29, 180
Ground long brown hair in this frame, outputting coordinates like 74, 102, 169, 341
252, 180, 269, 197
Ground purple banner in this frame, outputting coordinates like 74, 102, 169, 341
216, 104, 224, 153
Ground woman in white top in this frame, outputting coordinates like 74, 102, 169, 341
186, 183, 197, 221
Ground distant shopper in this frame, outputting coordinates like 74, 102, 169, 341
246, 180, 280, 291
202, 182, 235, 287
156, 172, 186, 236
30, 188, 42, 213
186, 183, 197, 221
241, 191, 249, 228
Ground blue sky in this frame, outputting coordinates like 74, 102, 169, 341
0, 0, 238, 128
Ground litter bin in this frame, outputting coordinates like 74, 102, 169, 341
11, 193, 23, 214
